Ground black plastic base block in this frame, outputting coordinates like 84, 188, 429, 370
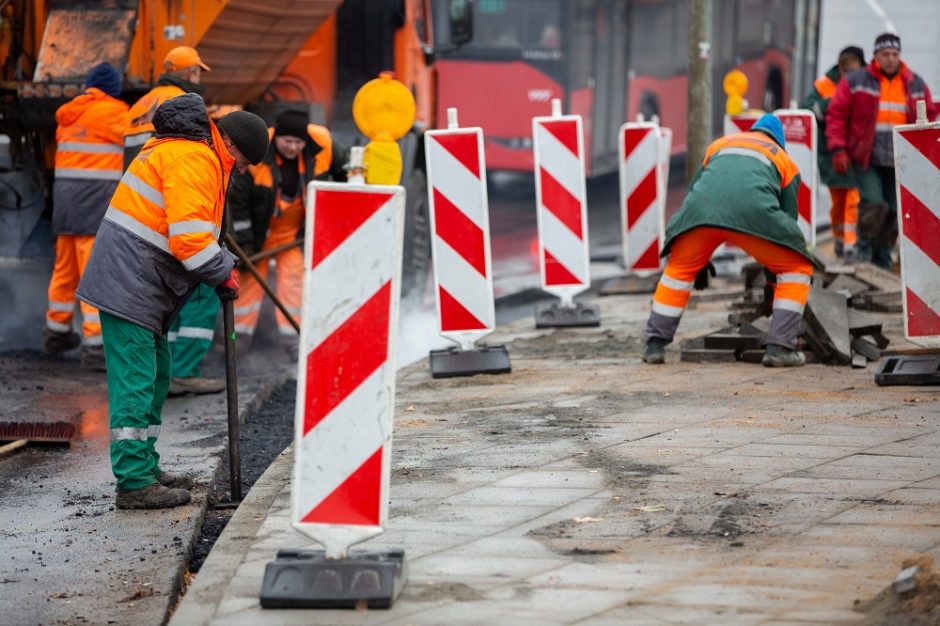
535, 303, 601, 328
874, 355, 940, 386
429, 345, 511, 379
260, 549, 407, 609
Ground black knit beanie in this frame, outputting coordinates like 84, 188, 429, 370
217, 111, 269, 165
85, 63, 122, 98
274, 109, 309, 140
874, 33, 901, 53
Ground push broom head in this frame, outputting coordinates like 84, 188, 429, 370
0, 421, 76, 444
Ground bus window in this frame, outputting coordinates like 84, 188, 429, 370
569, 0, 597, 91
470, 0, 563, 51
630, 0, 680, 78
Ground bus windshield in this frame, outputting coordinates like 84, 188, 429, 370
470, 0, 563, 52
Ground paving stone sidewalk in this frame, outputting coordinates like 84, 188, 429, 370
172, 291, 940, 626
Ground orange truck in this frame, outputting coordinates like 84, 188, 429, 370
1, 0, 473, 289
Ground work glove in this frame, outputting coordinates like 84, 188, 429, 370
215, 269, 240, 301
832, 150, 850, 176
693, 262, 716, 290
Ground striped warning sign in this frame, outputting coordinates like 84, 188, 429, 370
893, 119, 940, 347
619, 122, 664, 273
723, 112, 762, 136
533, 110, 590, 304
775, 108, 817, 246
292, 181, 405, 558
425, 114, 495, 351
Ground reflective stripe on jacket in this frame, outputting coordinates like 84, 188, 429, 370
664, 131, 810, 260
52, 88, 129, 235
78, 94, 235, 335
825, 60, 937, 169
122, 75, 205, 170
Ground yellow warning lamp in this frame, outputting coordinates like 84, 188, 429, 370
723, 69, 749, 115
352, 72, 416, 185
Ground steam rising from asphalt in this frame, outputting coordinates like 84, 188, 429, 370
396, 286, 449, 368
0, 256, 54, 352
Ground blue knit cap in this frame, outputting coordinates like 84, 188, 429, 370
85, 63, 122, 98
752, 113, 786, 149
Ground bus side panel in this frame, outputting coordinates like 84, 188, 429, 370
569, 87, 594, 174
434, 58, 564, 172
626, 75, 688, 155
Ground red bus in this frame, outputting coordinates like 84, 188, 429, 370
433, 0, 820, 176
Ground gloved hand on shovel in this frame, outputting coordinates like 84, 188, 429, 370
215, 269, 240, 301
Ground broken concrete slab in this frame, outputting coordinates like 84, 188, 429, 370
805, 284, 852, 365
893, 565, 920, 595
852, 352, 868, 368
848, 309, 883, 338
853, 263, 902, 293
851, 337, 881, 361
679, 336, 738, 363
703, 323, 765, 351
826, 274, 870, 299
599, 274, 661, 296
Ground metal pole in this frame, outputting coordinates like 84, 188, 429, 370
687, 0, 713, 184
224, 234, 301, 334
222, 299, 242, 502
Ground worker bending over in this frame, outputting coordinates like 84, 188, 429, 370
44, 63, 128, 370
643, 114, 814, 368
78, 94, 269, 509
228, 109, 347, 351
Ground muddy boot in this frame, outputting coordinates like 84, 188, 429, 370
762, 344, 806, 368
81, 345, 107, 372
167, 376, 225, 397
156, 472, 194, 490
642, 337, 668, 364
43, 328, 81, 356
116, 483, 191, 510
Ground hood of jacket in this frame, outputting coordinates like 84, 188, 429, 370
55, 88, 117, 127
153, 93, 212, 142
157, 72, 208, 97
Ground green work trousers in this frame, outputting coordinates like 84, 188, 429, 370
853, 164, 897, 269
168, 283, 219, 379
100, 311, 170, 491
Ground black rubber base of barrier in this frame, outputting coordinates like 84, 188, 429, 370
260, 549, 407, 609
535, 303, 601, 328
874, 355, 940, 386
429, 345, 512, 378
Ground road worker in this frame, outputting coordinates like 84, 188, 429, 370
77, 95, 269, 509
228, 109, 347, 351
643, 114, 814, 368
43, 63, 128, 371
826, 32, 936, 269
122, 45, 227, 395
801, 46, 864, 261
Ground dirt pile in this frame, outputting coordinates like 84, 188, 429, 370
858, 555, 940, 626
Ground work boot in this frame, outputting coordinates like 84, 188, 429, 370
761, 344, 806, 368
156, 471, 194, 490
80, 345, 107, 372
167, 376, 226, 397
43, 328, 81, 356
642, 337, 668, 364
115, 483, 191, 510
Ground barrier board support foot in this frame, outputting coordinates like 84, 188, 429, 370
535, 302, 601, 328
260, 549, 407, 609
429, 344, 511, 378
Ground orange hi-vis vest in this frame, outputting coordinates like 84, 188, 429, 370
123, 84, 186, 158
703, 131, 800, 189
107, 130, 231, 273
55, 87, 127, 183
876, 73, 908, 132
814, 75, 837, 100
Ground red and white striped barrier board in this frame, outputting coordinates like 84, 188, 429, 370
893, 118, 940, 347
658, 126, 673, 214
776, 108, 817, 246
619, 122, 665, 273
292, 181, 405, 558
533, 107, 590, 306
425, 111, 495, 351
723, 112, 762, 136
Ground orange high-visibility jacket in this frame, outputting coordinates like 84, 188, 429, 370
122, 74, 204, 170
78, 93, 236, 334
52, 87, 129, 235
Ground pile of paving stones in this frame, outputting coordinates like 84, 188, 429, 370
681, 256, 900, 367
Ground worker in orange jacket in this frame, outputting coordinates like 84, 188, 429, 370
77, 95, 269, 509
228, 109, 347, 350
44, 63, 128, 370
